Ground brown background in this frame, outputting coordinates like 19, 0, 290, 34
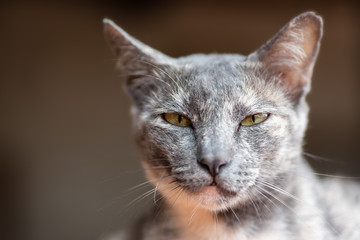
0, 1, 359, 240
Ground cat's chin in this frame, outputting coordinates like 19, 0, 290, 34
197, 186, 220, 199
195, 186, 224, 210
191, 185, 239, 211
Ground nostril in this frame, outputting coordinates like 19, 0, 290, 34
198, 158, 227, 177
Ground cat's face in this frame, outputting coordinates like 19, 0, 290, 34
131, 56, 307, 211
104, 12, 322, 211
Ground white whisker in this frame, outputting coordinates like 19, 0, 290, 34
189, 201, 202, 225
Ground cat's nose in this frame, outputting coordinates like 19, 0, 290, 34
198, 158, 227, 177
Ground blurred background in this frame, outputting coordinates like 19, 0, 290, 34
0, 0, 359, 240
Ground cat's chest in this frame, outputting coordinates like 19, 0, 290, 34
144, 226, 289, 240
142, 216, 291, 240
184, 221, 290, 240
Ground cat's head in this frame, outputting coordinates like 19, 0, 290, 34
104, 12, 322, 211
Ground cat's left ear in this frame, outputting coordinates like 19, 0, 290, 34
103, 19, 174, 107
103, 18, 171, 81
248, 12, 323, 100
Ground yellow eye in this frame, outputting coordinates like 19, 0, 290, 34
241, 113, 269, 126
164, 113, 192, 127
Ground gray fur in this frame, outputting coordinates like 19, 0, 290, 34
103, 12, 360, 240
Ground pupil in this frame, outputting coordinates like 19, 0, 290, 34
178, 115, 182, 124
252, 115, 256, 122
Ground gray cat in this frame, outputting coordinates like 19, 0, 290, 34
103, 12, 360, 240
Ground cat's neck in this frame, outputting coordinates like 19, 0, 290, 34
153, 198, 287, 240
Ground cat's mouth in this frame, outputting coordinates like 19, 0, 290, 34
151, 170, 240, 211
210, 180, 217, 186
207, 180, 236, 196
206, 183, 237, 197
198, 185, 236, 197
178, 177, 238, 199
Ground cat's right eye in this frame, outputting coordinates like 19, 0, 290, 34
163, 113, 192, 127
241, 113, 269, 126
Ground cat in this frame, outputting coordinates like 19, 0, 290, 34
103, 12, 360, 240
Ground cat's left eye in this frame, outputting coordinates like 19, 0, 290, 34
241, 113, 269, 126
163, 113, 192, 127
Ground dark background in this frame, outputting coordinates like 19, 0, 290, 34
1, 1, 359, 240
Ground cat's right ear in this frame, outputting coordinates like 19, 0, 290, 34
248, 12, 323, 101
103, 19, 172, 96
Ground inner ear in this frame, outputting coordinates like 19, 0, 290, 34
248, 12, 323, 100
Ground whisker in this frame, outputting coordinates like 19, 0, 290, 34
123, 174, 173, 195
189, 201, 202, 225
258, 180, 339, 235
98, 175, 175, 211
96, 181, 152, 212
257, 180, 301, 202
123, 180, 152, 194
170, 186, 184, 205
125, 188, 156, 210
213, 211, 218, 233
143, 166, 172, 171
312, 173, 360, 179
255, 185, 321, 236
256, 185, 295, 213
247, 192, 261, 220
126, 180, 176, 211
147, 159, 171, 163
303, 152, 338, 163
154, 183, 180, 205
229, 206, 241, 224
252, 189, 273, 215
258, 165, 360, 180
